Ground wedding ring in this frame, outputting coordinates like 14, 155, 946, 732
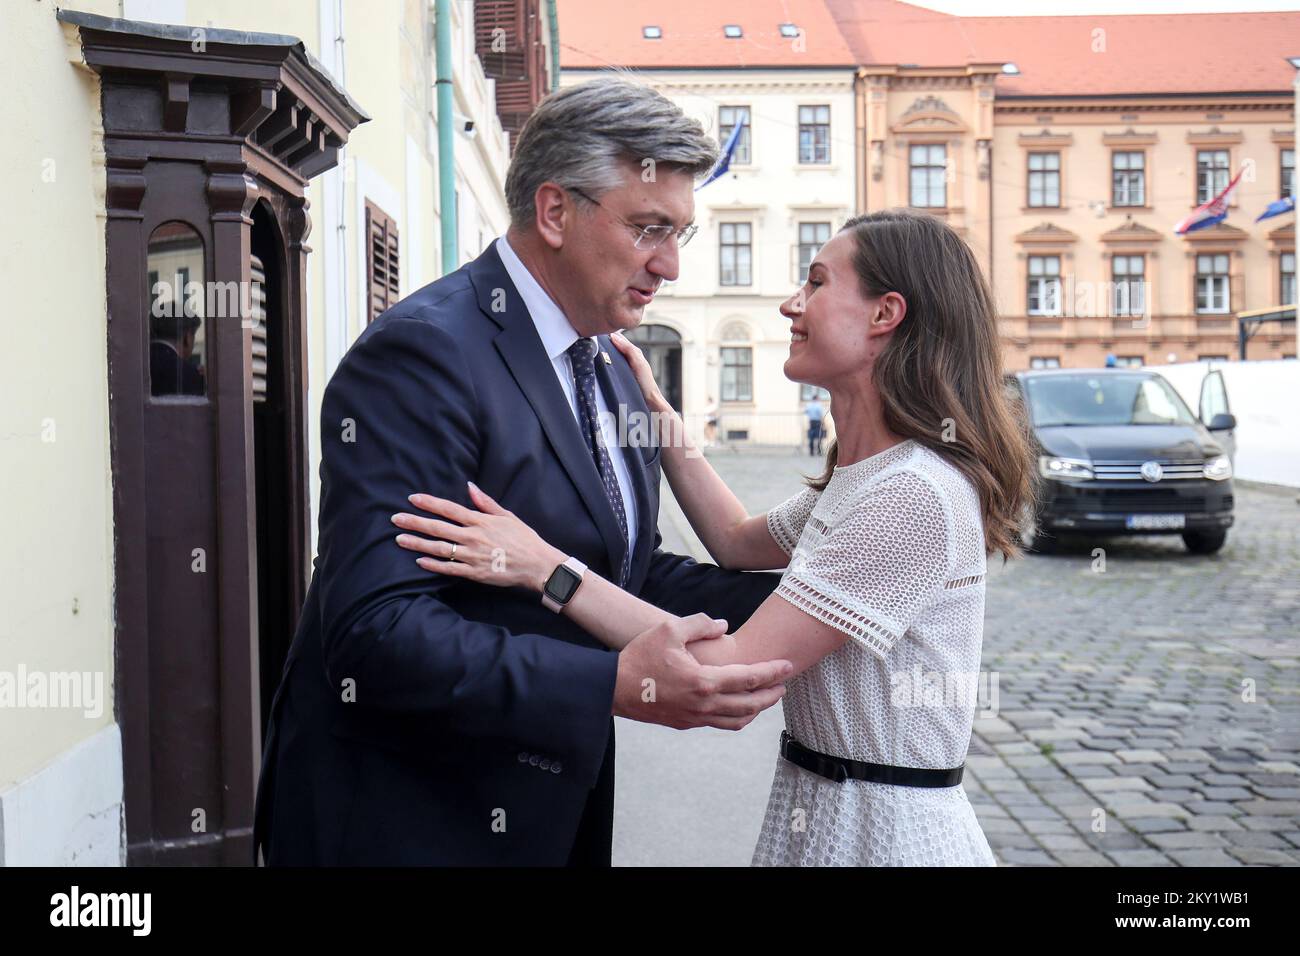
449, 543, 458, 562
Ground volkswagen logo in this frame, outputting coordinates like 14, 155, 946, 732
1140, 461, 1164, 483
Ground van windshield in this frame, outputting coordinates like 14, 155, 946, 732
1024, 373, 1197, 427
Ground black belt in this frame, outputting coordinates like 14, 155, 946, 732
779, 731, 964, 788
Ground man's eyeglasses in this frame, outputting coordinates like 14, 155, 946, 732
568, 186, 698, 250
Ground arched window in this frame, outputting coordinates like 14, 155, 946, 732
146, 222, 206, 398
720, 320, 751, 343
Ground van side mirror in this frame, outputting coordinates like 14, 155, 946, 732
1207, 412, 1236, 431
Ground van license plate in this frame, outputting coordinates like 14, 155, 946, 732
1126, 514, 1185, 530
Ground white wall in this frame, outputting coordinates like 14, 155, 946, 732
1159, 360, 1300, 488
0, 0, 124, 865
451, 0, 511, 263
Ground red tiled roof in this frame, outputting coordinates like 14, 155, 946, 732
823, 0, 1299, 96
557, 0, 858, 70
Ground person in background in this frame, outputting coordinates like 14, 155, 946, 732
704, 396, 719, 447
149, 309, 204, 396
805, 394, 826, 456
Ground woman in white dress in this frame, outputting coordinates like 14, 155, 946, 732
394, 209, 1034, 866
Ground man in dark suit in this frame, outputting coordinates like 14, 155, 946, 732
253, 78, 789, 866
148, 311, 205, 396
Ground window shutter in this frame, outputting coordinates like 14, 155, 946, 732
249, 253, 268, 403
366, 200, 400, 323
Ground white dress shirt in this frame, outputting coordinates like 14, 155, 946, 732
495, 235, 639, 558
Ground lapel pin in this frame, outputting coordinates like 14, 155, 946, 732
602, 351, 613, 365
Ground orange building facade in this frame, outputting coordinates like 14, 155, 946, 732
560, 1, 1299, 378
828, 1, 1298, 369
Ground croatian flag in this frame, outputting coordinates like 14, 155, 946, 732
1175, 166, 1245, 234
697, 120, 744, 191
1255, 195, 1295, 222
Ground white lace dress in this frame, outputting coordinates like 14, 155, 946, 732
751, 439, 996, 867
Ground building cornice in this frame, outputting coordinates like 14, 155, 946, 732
859, 64, 1005, 80
1265, 222, 1295, 247
1018, 130, 1073, 148
1181, 223, 1249, 243
891, 95, 969, 135
1015, 222, 1080, 245
1102, 129, 1160, 146
995, 95, 1291, 116
1100, 220, 1164, 244
649, 78, 855, 97
1186, 127, 1244, 146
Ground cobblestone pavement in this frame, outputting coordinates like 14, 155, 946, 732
616, 448, 1300, 866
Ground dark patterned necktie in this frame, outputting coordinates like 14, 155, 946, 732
565, 338, 629, 586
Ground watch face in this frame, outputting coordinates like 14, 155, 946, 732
544, 566, 581, 604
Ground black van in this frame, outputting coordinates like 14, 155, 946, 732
1009, 368, 1236, 554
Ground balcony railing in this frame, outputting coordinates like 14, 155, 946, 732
695, 411, 836, 451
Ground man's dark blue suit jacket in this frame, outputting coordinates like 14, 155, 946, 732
253, 240, 779, 865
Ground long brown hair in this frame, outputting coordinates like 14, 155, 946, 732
808, 210, 1035, 559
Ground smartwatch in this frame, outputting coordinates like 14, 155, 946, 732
541, 556, 587, 612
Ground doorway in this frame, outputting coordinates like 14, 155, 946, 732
626, 323, 683, 411
250, 204, 295, 737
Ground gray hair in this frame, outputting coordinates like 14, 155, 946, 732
504, 75, 719, 229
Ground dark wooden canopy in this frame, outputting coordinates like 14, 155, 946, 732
60, 10, 368, 181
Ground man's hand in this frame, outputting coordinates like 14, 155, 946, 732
613, 614, 792, 730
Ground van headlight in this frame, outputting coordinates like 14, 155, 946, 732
1038, 456, 1094, 481
1203, 456, 1232, 481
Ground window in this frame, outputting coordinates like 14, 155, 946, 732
723, 25, 742, 38
800, 384, 830, 402
1282, 252, 1296, 306
1111, 255, 1146, 317
146, 222, 207, 397
797, 222, 831, 282
1112, 151, 1145, 206
1027, 255, 1062, 316
718, 106, 751, 165
721, 347, 752, 401
1027, 152, 1061, 207
1133, 378, 1185, 422
1025, 373, 1197, 427
798, 105, 830, 164
779, 23, 800, 38
1282, 148, 1295, 199
1195, 253, 1230, 314
1200, 369, 1229, 422
1030, 356, 1061, 369
1198, 354, 1229, 362
1115, 356, 1144, 367
719, 222, 752, 286
909, 144, 946, 208
366, 200, 400, 323
642, 25, 662, 39
1197, 149, 1230, 204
